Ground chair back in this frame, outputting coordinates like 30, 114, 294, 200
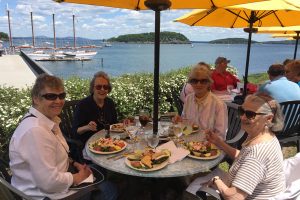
0, 158, 31, 200
60, 100, 80, 139
171, 90, 183, 115
225, 102, 246, 149
277, 101, 300, 151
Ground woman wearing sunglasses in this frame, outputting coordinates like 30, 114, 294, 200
9, 74, 92, 199
72, 71, 118, 159
173, 63, 228, 139
188, 93, 285, 199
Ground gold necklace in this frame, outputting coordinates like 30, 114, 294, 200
242, 134, 263, 147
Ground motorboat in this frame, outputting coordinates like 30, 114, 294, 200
27, 50, 51, 61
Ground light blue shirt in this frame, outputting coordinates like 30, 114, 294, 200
259, 76, 300, 103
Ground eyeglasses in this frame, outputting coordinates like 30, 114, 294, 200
189, 78, 210, 85
238, 106, 266, 120
41, 92, 66, 101
95, 85, 109, 90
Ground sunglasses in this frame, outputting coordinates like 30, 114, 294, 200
41, 92, 66, 101
95, 84, 109, 91
189, 78, 210, 85
238, 106, 266, 119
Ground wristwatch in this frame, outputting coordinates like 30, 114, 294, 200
212, 176, 220, 184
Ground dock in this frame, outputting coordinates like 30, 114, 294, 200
0, 55, 36, 88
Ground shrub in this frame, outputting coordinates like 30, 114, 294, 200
0, 65, 239, 159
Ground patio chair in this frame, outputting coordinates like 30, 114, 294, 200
277, 100, 300, 152
195, 153, 300, 200
59, 100, 84, 162
171, 90, 183, 115
0, 157, 104, 200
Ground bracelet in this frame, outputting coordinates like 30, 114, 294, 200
212, 176, 220, 184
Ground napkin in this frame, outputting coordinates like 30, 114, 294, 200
78, 173, 94, 185
157, 141, 190, 164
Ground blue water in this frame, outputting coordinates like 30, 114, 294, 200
3, 39, 298, 79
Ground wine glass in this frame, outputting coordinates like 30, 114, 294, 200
147, 134, 160, 149
227, 85, 234, 95
139, 109, 150, 133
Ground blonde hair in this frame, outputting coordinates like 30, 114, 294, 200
245, 93, 284, 132
188, 62, 213, 84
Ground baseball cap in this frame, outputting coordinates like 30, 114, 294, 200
215, 57, 230, 65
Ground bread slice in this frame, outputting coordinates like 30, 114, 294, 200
141, 155, 152, 168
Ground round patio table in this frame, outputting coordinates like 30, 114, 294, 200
85, 129, 225, 178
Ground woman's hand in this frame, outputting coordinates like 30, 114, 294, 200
172, 115, 182, 124
72, 163, 92, 186
205, 130, 222, 147
86, 121, 97, 131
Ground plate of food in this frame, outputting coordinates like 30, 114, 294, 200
110, 123, 125, 133
125, 149, 171, 172
88, 138, 127, 154
186, 141, 220, 160
182, 124, 200, 135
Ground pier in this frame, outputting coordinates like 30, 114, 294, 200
0, 54, 37, 88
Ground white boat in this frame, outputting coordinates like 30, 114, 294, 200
104, 43, 112, 47
63, 50, 97, 60
27, 50, 51, 60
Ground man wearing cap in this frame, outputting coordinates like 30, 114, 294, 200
211, 57, 240, 92
259, 64, 300, 103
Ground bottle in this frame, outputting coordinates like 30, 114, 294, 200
104, 123, 110, 138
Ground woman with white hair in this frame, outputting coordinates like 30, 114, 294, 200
187, 93, 286, 200
173, 62, 228, 139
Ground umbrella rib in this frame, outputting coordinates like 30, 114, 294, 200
226, 9, 249, 26
191, 7, 217, 26
210, 0, 216, 8
257, 10, 284, 27
135, 0, 141, 10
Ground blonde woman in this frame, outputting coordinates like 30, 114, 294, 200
173, 62, 228, 139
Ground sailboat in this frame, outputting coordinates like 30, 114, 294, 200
63, 14, 97, 60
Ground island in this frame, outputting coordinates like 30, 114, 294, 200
107, 31, 190, 44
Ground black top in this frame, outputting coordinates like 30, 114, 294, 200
72, 95, 118, 146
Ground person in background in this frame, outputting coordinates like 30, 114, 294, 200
180, 62, 211, 103
72, 71, 118, 159
258, 64, 300, 103
173, 63, 227, 139
283, 58, 294, 66
9, 74, 92, 199
285, 60, 300, 87
187, 93, 285, 199
211, 57, 240, 92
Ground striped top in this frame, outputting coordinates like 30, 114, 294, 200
228, 137, 285, 199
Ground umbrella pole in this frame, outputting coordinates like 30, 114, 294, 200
243, 11, 255, 97
153, 10, 160, 135
293, 32, 299, 59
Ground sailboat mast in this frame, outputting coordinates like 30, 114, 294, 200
30, 12, 35, 47
73, 14, 76, 49
7, 5, 13, 49
52, 13, 56, 49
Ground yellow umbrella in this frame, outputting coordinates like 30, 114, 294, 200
175, 0, 300, 97
55, 0, 267, 10
54, 0, 268, 134
256, 26, 300, 58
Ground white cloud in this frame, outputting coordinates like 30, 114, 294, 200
0, 0, 282, 41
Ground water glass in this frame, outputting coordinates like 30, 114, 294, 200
147, 134, 160, 149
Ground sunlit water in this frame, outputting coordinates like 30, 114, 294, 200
4, 39, 297, 79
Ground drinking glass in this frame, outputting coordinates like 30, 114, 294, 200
227, 85, 234, 94
139, 109, 150, 132
147, 134, 160, 149
181, 118, 193, 136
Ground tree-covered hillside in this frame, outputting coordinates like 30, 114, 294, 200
108, 31, 190, 44
0, 32, 9, 40
209, 38, 258, 44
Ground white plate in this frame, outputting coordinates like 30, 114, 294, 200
125, 157, 169, 172
188, 150, 221, 160
110, 123, 125, 133
88, 140, 127, 155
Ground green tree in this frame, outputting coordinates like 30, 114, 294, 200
0, 32, 9, 40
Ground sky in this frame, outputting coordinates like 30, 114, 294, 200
0, 0, 281, 41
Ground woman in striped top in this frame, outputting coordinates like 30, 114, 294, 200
205, 93, 285, 199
